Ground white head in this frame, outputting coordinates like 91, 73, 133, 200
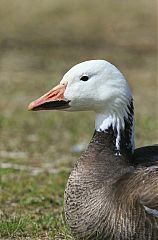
28, 60, 134, 151
62, 60, 132, 113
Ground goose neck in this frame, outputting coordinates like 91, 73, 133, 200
94, 101, 134, 156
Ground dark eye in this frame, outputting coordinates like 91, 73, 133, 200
80, 75, 89, 81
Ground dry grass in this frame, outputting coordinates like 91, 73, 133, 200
0, 0, 157, 239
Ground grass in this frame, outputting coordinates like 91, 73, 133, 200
0, 0, 157, 239
1, 169, 74, 239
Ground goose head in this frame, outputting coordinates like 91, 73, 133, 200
28, 60, 132, 113
28, 60, 134, 151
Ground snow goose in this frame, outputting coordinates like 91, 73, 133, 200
28, 60, 158, 240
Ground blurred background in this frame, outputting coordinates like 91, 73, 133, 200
0, 0, 157, 239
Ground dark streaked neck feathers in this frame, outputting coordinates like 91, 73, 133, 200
75, 101, 135, 184
94, 100, 134, 158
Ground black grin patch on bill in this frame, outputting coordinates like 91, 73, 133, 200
32, 100, 71, 111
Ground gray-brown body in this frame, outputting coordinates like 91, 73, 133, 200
65, 128, 158, 240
